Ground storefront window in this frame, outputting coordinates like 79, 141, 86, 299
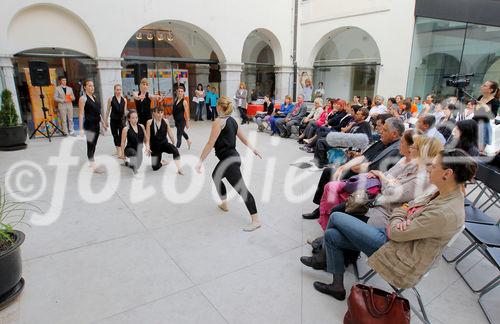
12, 49, 97, 131
407, 17, 500, 100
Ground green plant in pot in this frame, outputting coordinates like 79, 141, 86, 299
0, 185, 37, 310
0, 89, 27, 151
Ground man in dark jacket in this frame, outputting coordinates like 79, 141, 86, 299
303, 117, 404, 219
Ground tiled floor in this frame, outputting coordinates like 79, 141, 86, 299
0, 121, 498, 324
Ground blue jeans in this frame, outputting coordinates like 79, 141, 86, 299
324, 212, 388, 274
196, 101, 204, 120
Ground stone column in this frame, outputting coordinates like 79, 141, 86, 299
96, 57, 123, 109
0, 55, 21, 120
274, 65, 294, 102
220, 63, 243, 99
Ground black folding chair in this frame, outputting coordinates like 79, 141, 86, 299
477, 247, 500, 324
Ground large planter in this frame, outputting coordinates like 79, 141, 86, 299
0, 125, 27, 151
0, 230, 25, 310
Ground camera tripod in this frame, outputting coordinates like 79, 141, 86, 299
29, 86, 64, 142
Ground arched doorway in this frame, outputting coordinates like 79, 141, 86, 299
121, 20, 226, 118
311, 26, 380, 100
7, 4, 98, 132
410, 53, 460, 98
241, 29, 282, 100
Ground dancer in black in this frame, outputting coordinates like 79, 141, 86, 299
133, 78, 161, 126
196, 95, 262, 231
119, 111, 145, 174
105, 84, 128, 156
145, 107, 184, 174
78, 79, 105, 173
172, 86, 192, 149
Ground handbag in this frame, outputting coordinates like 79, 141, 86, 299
344, 284, 410, 324
344, 174, 381, 194
345, 189, 375, 216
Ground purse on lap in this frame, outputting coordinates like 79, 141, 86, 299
344, 284, 410, 324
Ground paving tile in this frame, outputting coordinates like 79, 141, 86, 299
19, 233, 193, 324
96, 288, 226, 324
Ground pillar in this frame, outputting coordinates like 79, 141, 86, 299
274, 65, 294, 102
220, 63, 243, 99
0, 55, 21, 120
96, 57, 123, 109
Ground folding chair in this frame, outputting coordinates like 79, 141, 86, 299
469, 163, 500, 212
477, 247, 500, 324
454, 222, 500, 293
354, 226, 465, 324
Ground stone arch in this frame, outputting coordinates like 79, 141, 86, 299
8, 3, 97, 57
241, 28, 283, 66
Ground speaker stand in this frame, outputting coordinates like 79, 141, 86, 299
29, 86, 64, 142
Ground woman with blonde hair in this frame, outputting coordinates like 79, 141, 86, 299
133, 78, 162, 126
196, 96, 262, 231
235, 82, 249, 125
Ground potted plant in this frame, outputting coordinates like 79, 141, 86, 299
0, 185, 36, 310
0, 89, 27, 151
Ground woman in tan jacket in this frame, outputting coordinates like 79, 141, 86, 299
301, 149, 477, 300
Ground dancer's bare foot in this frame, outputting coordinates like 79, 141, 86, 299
218, 201, 229, 212
303, 138, 311, 144
243, 221, 261, 232
90, 164, 105, 174
243, 214, 261, 232
161, 159, 170, 166
177, 168, 184, 175
187, 139, 192, 150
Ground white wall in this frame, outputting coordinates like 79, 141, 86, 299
299, 0, 416, 98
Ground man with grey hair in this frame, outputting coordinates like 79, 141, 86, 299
276, 94, 308, 138
416, 114, 446, 145
303, 117, 404, 219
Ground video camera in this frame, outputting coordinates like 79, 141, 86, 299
443, 73, 474, 88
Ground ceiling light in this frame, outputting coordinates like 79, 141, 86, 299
135, 32, 143, 40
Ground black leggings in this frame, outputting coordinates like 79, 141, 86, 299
212, 155, 257, 215
85, 126, 100, 162
151, 142, 180, 171
174, 118, 189, 148
125, 145, 143, 172
110, 119, 123, 147
238, 107, 249, 123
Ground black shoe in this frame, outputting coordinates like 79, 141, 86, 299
313, 282, 346, 301
300, 256, 326, 270
302, 209, 319, 219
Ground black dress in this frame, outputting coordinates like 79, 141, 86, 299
149, 119, 180, 170
212, 116, 257, 215
83, 94, 101, 162
110, 96, 125, 147
124, 125, 144, 172
172, 98, 189, 148
135, 91, 152, 126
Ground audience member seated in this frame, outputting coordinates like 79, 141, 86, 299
276, 94, 308, 137
368, 95, 387, 119
416, 114, 446, 145
301, 149, 477, 300
302, 117, 404, 219
301, 100, 351, 152
456, 99, 475, 121
361, 96, 372, 110
298, 98, 324, 138
446, 119, 480, 156
255, 95, 275, 132
269, 95, 294, 136
366, 135, 443, 227
298, 99, 334, 143
312, 107, 372, 168
437, 103, 457, 141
